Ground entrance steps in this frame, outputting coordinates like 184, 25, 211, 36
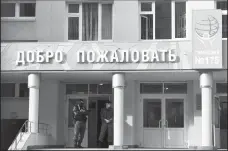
29, 148, 227, 150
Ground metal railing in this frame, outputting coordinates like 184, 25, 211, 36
9, 120, 50, 150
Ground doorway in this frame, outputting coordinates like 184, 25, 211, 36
65, 95, 112, 148
140, 94, 187, 148
65, 96, 88, 148
88, 96, 111, 148
219, 96, 227, 149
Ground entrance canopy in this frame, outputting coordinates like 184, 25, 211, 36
1, 70, 226, 83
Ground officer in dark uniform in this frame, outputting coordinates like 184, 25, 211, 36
98, 100, 113, 148
72, 99, 90, 148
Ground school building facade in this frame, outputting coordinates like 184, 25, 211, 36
1, 0, 227, 150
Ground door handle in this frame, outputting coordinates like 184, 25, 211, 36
165, 120, 168, 128
159, 119, 162, 128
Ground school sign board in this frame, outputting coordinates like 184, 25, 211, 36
192, 9, 223, 69
1, 42, 193, 71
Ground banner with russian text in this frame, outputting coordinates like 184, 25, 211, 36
192, 9, 223, 69
1, 42, 193, 71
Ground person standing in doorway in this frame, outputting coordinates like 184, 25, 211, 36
98, 100, 113, 148
72, 99, 90, 148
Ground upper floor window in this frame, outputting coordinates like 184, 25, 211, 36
1, 3, 16, 17
1, 1, 36, 19
67, 3, 113, 41
216, 0, 227, 38
140, 1, 186, 40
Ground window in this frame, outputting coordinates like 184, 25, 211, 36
1, 83, 29, 98
66, 84, 112, 94
216, 83, 227, 94
140, 83, 163, 94
164, 83, 187, 94
140, 1, 186, 40
140, 82, 187, 94
1, 83, 15, 97
82, 3, 98, 41
19, 83, 29, 97
165, 99, 184, 128
66, 84, 89, 94
98, 84, 112, 94
1, 3, 16, 17
155, 1, 172, 39
143, 99, 162, 128
216, 1, 227, 38
220, 97, 227, 129
102, 4, 112, 40
20, 3, 36, 17
140, 2, 153, 40
67, 3, 113, 41
1, 2, 36, 18
175, 2, 186, 38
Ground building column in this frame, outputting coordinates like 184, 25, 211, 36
200, 71, 213, 149
28, 73, 40, 133
112, 73, 125, 148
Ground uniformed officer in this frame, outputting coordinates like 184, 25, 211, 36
98, 100, 113, 148
72, 99, 89, 148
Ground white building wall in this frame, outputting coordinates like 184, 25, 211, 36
113, 0, 139, 42
56, 82, 65, 145
123, 79, 136, 145
187, 80, 196, 147
1, 99, 28, 119
135, 81, 141, 146
39, 80, 60, 145
191, 80, 202, 146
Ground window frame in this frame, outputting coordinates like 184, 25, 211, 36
65, 83, 112, 95
1, 82, 16, 98
215, 0, 227, 40
139, 0, 188, 41
216, 82, 228, 94
140, 81, 188, 94
1, 1, 36, 21
215, 82, 227, 129
1, 82, 29, 98
66, 2, 113, 42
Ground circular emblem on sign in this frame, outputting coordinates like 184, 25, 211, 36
195, 15, 219, 40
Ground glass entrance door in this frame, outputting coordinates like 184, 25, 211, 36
143, 98, 163, 148
220, 96, 227, 149
142, 95, 186, 148
88, 96, 112, 148
164, 98, 185, 148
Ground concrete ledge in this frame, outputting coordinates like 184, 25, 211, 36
27, 145, 65, 150
109, 145, 124, 149
109, 145, 139, 149
127, 145, 139, 148
196, 146, 217, 150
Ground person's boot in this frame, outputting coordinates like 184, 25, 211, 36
77, 143, 83, 148
73, 140, 78, 148
98, 141, 103, 148
108, 142, 113, 148
74, 143, 78, 148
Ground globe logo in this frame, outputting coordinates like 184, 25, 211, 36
195, 15, 219, 40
